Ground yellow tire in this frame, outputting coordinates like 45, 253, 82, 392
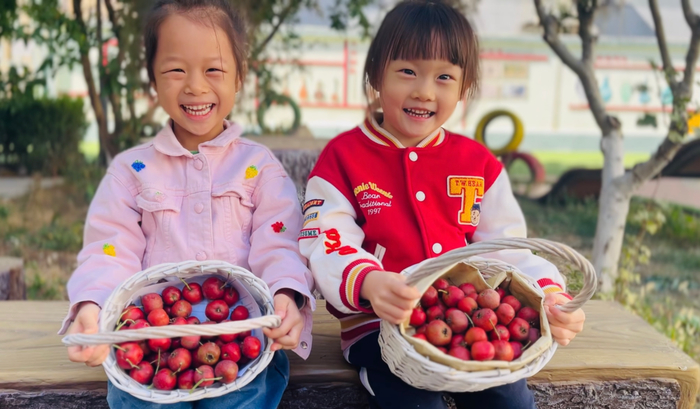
475, 110, 524, 156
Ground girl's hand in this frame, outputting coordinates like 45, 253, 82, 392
65, 302, 110, 366
263, 289, 304, 351
360, 270, 421, 325
544, 293, 586, 346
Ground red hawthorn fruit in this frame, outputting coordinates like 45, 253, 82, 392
496, 303, 516, 326
115, 342, 143, 370
464, 327, 488, 346
508, 318, 530, 342
433, 278, 450, 291
205, 299, 230, 322
448, 345, 471, 361
141, 293, 163, 314
425, 320, 452, 346
181, 282, 203, 304
502, 295, 522, 312
241, 336, 262, 359
420, 286, 439, 308
409, 308, 427, 327
152, 368, 177, 390
222, 286, 240, 307
476, 289, 500, 310
492, 339, 514, 361
215, 360, 239, 384
202, 277, 225, 300
129, 361, 154, 384
161, 286, 182, 306
471, 341, 495, 361
230, 305, 249, 321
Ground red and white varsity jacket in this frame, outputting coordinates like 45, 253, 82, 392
299, 118, 570, 350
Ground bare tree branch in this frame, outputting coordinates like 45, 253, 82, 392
577, 0, 597, 66
681, 29, 700, 93
623, 0, 700, 187
534, 0, 614, 134
649, 0, 675, 85
251, 2, 298, 60
682, 0, 698, 28
534, 0, 585, 77
680, 0, 700, 93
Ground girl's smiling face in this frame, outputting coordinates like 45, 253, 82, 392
378, 59, 463, 147
152, 14, 238, 151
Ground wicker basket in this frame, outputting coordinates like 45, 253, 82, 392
62, 260, 282, 403
378, 238, 597, 392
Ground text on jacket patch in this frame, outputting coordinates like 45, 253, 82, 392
447, 176, 484, 226
354, 182, 393, 216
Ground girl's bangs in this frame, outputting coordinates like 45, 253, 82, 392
389, 13, 467, 67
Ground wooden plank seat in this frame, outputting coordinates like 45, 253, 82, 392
0, 300, 697, 408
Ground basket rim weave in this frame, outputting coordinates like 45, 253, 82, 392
379, 237, 596, 392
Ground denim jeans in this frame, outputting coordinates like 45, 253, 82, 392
107, 351, 290, 409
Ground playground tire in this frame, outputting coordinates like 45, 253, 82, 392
475, 110, 524, 156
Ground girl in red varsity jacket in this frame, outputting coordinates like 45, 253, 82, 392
299, 1, 586, 408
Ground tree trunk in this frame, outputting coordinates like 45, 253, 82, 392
593, 130, 631, 292
0, 257, 25, 300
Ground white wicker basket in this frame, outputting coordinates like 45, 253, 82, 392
62, 260, 282, 403
378, 237, 597, 392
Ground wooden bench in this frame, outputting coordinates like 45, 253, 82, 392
0, 300, 698, 409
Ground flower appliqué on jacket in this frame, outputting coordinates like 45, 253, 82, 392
271, 222, 286, 233
103, 243, 116, 257
245, 165, 258, 179
131, 160, 145, 172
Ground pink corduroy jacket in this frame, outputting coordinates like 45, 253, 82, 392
59, 120, 316, 359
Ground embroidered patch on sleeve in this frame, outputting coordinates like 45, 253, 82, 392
298, 228, 320, 240
271, 221, 287, 233
302, 199, 324, 213
303, 211, 319, 226
323, 228, 358, 255
245, 165, 259, 179
131, 160, 145, 172
103, 243, 116, 257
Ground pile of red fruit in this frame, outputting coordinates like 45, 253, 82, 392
113, 277, 261, 390
409, 278, 541, 362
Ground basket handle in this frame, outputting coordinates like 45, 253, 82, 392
404, 238, 596, 313
62, 315, 282, 347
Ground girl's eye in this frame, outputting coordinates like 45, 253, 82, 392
168, 69, 185, 73
438, 74, 453, 80
400, 69, 415, 76
207, 68, 222, 73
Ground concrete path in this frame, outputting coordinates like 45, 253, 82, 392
0, 177, 64, 200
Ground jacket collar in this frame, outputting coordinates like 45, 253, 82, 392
359, 116, 445, 149
153, 119, 244, 157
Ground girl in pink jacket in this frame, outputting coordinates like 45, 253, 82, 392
61, 1, 314, 407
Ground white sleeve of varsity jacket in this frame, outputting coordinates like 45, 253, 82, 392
471, 169, 571, 297
298, 176, 384, 314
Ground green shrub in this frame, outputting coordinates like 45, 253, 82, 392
0, 96, 87, 176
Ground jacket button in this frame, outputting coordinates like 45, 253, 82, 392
194, 203, 204, 214
301, 341, 308, 349
194, 158, 203, 170
409, 152, 418, 162
196, 252, 207, 261
416, 191, 426, 201
432, 243, 442, 254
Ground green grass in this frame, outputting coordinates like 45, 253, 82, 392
79, 140, 99, 161
532, 151, 651, 178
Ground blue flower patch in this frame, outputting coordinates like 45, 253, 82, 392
131, 160, 145, 172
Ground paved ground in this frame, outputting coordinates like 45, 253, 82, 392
0, 177, 64, 200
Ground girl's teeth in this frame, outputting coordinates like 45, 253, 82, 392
405, 108, 433, 118
183, 104, 213, 116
